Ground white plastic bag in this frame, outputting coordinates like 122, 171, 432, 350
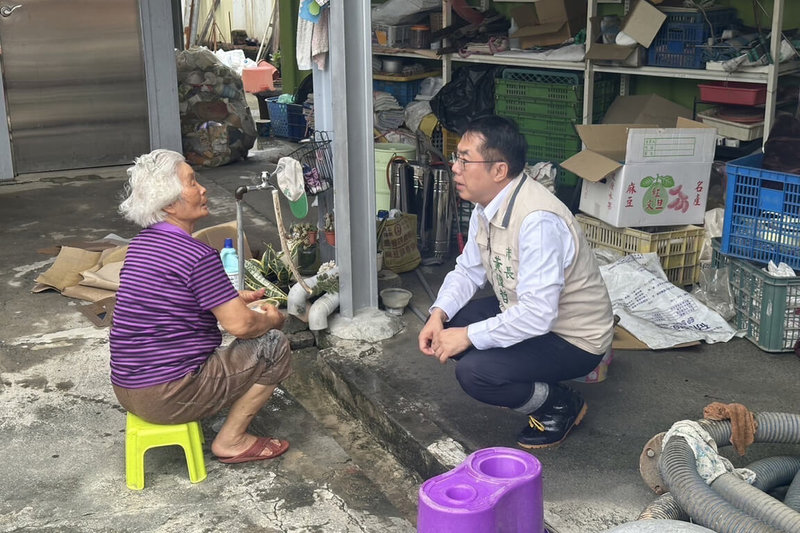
371, 0, 441, 25
691, 265, 736, 321
213, 48, 248, 76
699, 208, 725, 264
600, 253, 737, 349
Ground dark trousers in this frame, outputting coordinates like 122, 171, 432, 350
447, 297, 601, 410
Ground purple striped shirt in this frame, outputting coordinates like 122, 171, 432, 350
109, 222, 238, 388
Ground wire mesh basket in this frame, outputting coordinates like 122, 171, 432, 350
288, 131, 333, 195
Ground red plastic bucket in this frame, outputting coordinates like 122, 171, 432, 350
242, 60, 277, 93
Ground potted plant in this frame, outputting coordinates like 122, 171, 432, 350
289, 222, 318, 247
288, 223, 319, 275
324, 211, 335, 246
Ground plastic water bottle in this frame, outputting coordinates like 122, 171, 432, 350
220, 238, 239, 289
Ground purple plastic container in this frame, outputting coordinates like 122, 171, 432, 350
418, 447, 544, 533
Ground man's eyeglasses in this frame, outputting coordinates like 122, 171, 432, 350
449, 152, 503, 169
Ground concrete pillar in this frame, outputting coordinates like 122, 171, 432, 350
140, 0, 183, 152
0, 77, 12, 180
329, 0, 378, 316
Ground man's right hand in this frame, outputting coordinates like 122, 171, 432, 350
418, 308, 447, 356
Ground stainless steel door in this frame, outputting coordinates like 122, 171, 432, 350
0, 0, 150, 174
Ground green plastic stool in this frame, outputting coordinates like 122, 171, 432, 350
125, 412, 207, 490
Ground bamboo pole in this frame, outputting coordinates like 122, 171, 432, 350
272, 190, 313, 294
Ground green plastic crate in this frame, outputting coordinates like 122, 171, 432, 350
502, 68, 582, 84
495, 78, 619, 105
495, 97, 611, 122
496, 79, 585, 103
523, 132, 582, 163
711, 238, 800, 352
513, 115, 581, 137
555, 166, 579, 187
496, 98, 585, 120
528, 159, 580, 187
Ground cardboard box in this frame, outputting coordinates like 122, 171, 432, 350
587, 42, 645, 68
585, 0, 666, 64
602, 94, 693, 128
613, 325, 699, 350
510, 0, 586, 49
193, 220, 253, 258
561, 117, 717, 227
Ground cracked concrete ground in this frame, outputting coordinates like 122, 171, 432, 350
4, 133, 800, 532
0, 158, 417, 532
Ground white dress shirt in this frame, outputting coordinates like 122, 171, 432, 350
431, 181, 575, 350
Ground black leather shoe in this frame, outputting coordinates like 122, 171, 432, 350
517, 384, 587, 449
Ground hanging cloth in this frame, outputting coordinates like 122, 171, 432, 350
296, 1, 314, 70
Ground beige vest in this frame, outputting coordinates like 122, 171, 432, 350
475, 175, 614, 354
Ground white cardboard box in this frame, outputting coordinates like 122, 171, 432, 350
561, 118, 717, 227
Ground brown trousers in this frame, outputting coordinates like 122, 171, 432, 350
113, 330, 292, 425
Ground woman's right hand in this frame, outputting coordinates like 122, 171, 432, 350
212, 296, 286, 338
259, 303, 286, 331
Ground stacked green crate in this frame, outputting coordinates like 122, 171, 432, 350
495, 69, 618, 187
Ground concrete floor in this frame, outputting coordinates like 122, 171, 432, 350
0, 153, 416, 532
2, 121, 800, 532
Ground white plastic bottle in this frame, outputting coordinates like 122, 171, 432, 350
220, 238, 239, 289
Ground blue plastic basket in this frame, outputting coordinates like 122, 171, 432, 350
660, 7, 738, 28
721, 153, 800, 270
647, 42, 708, 69
266, 97, 308, 141
373, 78, 423, 107
647, 7, 737, 68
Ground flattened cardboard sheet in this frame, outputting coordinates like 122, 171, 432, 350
613, 325, 700, 350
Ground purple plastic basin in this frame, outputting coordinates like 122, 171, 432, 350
418, 447, 544, 533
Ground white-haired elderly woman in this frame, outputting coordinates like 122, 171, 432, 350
110, 149, 292, 464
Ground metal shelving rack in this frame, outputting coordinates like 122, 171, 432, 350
583, 0, 791, 142
372, 0, 793, 147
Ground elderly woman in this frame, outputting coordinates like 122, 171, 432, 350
110, 149, 292, 464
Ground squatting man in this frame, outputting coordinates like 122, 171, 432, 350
418, 115, 614, 448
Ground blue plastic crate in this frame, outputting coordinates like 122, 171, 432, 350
647, 7, 737, 68
266, 97, 308, 141
647, 42, 707, 69
721, 153, 800, 270
373, 78, 423, 107
660, 7, 738, 28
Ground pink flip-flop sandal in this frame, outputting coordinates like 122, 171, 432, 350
217, 436, 290, 464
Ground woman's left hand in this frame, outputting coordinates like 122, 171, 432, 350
239, 287, 267, 303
